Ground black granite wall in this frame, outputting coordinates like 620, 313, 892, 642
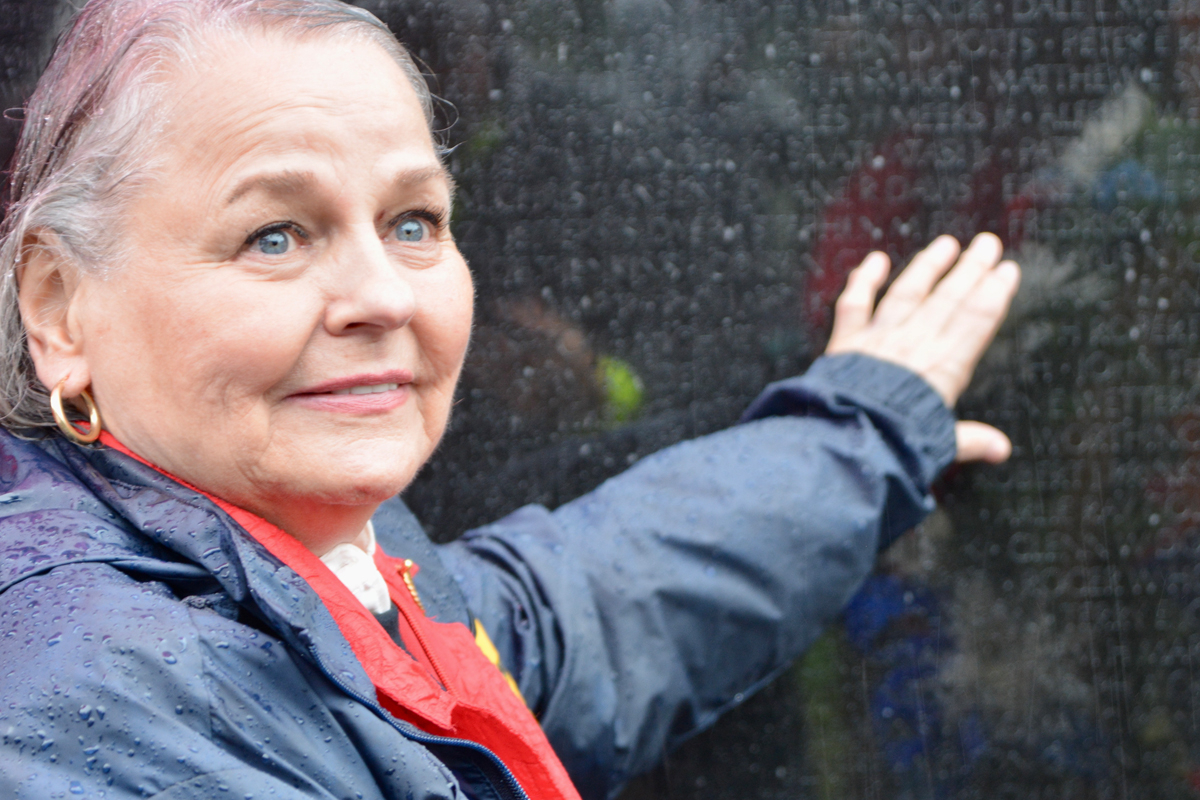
6, 1, 1200, 797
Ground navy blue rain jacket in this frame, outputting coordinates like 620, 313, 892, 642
0, 354, 956, 799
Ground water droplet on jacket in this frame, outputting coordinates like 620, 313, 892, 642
161, 651, 177, 664
47, 633, 62, 646
69, 781, 84, 794
78, 705, 92, 721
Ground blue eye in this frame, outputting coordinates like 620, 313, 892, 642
256, 230, 291, 255
395, 218, 426, 242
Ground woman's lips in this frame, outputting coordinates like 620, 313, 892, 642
287, 371, 414, 414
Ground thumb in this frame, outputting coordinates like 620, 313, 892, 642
955, 420, 1012, 464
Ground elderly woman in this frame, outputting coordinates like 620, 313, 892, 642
0, 1, 1019, 798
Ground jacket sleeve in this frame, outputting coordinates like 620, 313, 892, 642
434, 353, 957, 799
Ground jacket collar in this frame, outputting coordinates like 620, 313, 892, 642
0, 428, 383, 705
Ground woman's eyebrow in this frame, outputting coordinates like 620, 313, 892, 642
224, 165, 456, 209
391, 165, 457, 206
224, 168, 318, 207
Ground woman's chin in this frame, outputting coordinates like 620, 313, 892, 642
319, 481, 409, 507
279, 439, 428, 506
264, 470, 413, 510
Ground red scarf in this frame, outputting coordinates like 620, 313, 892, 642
99, 432, 581, 800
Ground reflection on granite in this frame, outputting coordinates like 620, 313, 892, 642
6, 0, 1200, 796
380, 1, 1200, 796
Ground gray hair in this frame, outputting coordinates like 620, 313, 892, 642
0, 0, 434, 436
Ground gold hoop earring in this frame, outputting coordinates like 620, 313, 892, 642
50, 381, 102, 445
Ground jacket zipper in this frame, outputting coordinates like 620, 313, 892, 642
398, 558, 426, 613
394, 560, 453, 691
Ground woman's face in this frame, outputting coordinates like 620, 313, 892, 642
51, 34, 473, 551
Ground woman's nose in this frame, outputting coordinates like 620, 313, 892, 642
322, 231, 416, 335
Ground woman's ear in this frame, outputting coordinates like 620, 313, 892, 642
17, 231, 91, 396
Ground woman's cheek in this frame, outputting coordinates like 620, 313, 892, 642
178, 282, 314, 405
449, 256, 476, 356
425, 258, 474, 372
413, 261, 472, 435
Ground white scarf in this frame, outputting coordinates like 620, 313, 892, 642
318, 520, 392, 614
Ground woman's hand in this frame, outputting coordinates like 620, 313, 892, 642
825, 233, 1021, 464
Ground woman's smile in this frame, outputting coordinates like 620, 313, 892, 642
287, 370, 415, 414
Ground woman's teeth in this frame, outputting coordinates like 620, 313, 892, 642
331, 383, 400, 396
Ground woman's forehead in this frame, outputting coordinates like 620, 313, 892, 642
156, 34, 438, 190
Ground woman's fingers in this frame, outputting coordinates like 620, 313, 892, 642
918, 233, 1006, 333
948, 260, 1021, 349
917, 259, 1020, 405
955, 420, 1012, 463
828, 251, 890, 350
935, 258, 1021, 383
823, 233, 1020, 415
871, 235, 961, 327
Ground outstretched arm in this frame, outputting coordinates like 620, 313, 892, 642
438, 234, 1019, 799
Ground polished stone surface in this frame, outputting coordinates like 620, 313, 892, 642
5, 1, 1199, 796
